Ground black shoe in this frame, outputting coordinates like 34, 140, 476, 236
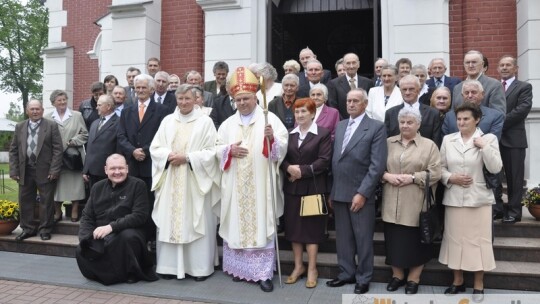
326, 278, 355, 287
232, 276, 242, 282
492, 212, 503, 220
405, 281, 419, 294
354, 283, 369, 294
158, 274, 176, 280
444, 284, 466, 294
15, 231, 36, 241
194, 276, 208, 282
502, 216, 521, 224
386, 277, 406, 291
472, 289, 484, 303
259, 279, 273, 292
126, 275, 138, 284
40, 233, 51, 241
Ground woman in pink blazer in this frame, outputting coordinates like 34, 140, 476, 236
309, 84, 340, 142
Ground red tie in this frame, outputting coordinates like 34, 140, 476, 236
502, 81, 507, 91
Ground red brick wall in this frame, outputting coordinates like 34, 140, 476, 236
160, 0, 205, 81
449, 0, 517, 79
62, 0, 112, 109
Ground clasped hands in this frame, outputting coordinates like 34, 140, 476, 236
383, 173, 414, 187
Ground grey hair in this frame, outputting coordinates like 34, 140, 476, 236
49, 90, 68, 105
255, 62, 278, 81
310, 83, 329, 101
283, 60, 301, 73
381, 64, 398, 76
411, 64, 428, 75
429, 58, 446, 69
461, 79, 484, 93
306, 59, 322, 69
175, 83, 198, 98
134, 74, 155, 90
399, 74, 421, 88
397, 107, 422, 125
281, 73, 299, 86
155, 71, 170, 81
98, 94, 115, 109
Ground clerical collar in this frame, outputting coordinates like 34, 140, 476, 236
240, 110, 255, 126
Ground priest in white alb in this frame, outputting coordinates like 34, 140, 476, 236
150, 84, 221, 281
216, 67, 288, 292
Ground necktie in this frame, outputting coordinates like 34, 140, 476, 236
341, 120, 355, 153
384, 95, 390, 106
138, 103, 145, 122
131, 88, 136, 101
98, 117, 106, 130
349, 78, 356, 90
502, 81, 507, 91
158, 96, 163, 104
230, 98, 236, 111
435, 78, 442, 88
375, 77, 382, 86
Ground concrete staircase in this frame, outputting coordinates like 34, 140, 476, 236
1, 208, 539, 291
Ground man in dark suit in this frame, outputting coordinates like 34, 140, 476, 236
452, 50, 506, 115
153, 71, 176, 114
297, 47, 331, 88
146, 57, 160, 78
83, 94, 119, 189
9, 99, 63, 241
80, 82, 106, 131
442, 80, 505, 139
124, 67, 141, 106
385, 75, 441, 145
112, 85, 128, 117
297, 59, 326, 98
494, 55, 533, 223
327, 88, 387, 294
203, 61, 229, 97
328, 53, 374, 120
426, 58, 461, 93
372, 58, 388, 87
210, 87, 236, 130
118, 73, 166, 242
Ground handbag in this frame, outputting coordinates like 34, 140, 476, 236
63, 146, 83, 170
419, 171, 441, 244
480, 134, 502, 189
300, 165, 328, 217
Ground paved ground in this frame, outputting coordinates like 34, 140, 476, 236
1, 251, 539, 304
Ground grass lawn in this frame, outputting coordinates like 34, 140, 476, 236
0, 163, 18, 202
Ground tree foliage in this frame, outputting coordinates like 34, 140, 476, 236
5, 101, 25, 122
0, 0, 48, 111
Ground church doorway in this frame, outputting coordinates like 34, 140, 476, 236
270, 0, 381, 80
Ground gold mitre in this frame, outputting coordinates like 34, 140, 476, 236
229, 67, 259, 97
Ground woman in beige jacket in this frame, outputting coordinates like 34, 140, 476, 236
381, 107, 441, 294
438, 102, 502, 303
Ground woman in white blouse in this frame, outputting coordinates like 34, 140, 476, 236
366, 64, 403, 122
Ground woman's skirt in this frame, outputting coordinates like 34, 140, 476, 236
283, 193, 327, 244
438, 205, 496, 271
384, 222, 433, 268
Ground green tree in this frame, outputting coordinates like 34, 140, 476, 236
5, 101, 25, 122
0, 0, 48, 111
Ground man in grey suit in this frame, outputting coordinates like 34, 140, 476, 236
9, 99, 63, 241
494, 55, 533, 223
327, 88, 387, 294
385, 75, 442, 145
452, 50, 506, 115
124, 67, 141, 106
83, 94, 119, 189
203, 61, 229, 97
328, 53, 374, 120
186, 70, 214, 107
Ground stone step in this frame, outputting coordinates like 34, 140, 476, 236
278, 251, 540, 292
2, 228, 539, 291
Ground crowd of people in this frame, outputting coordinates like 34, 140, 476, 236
8, 47, 533, 302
